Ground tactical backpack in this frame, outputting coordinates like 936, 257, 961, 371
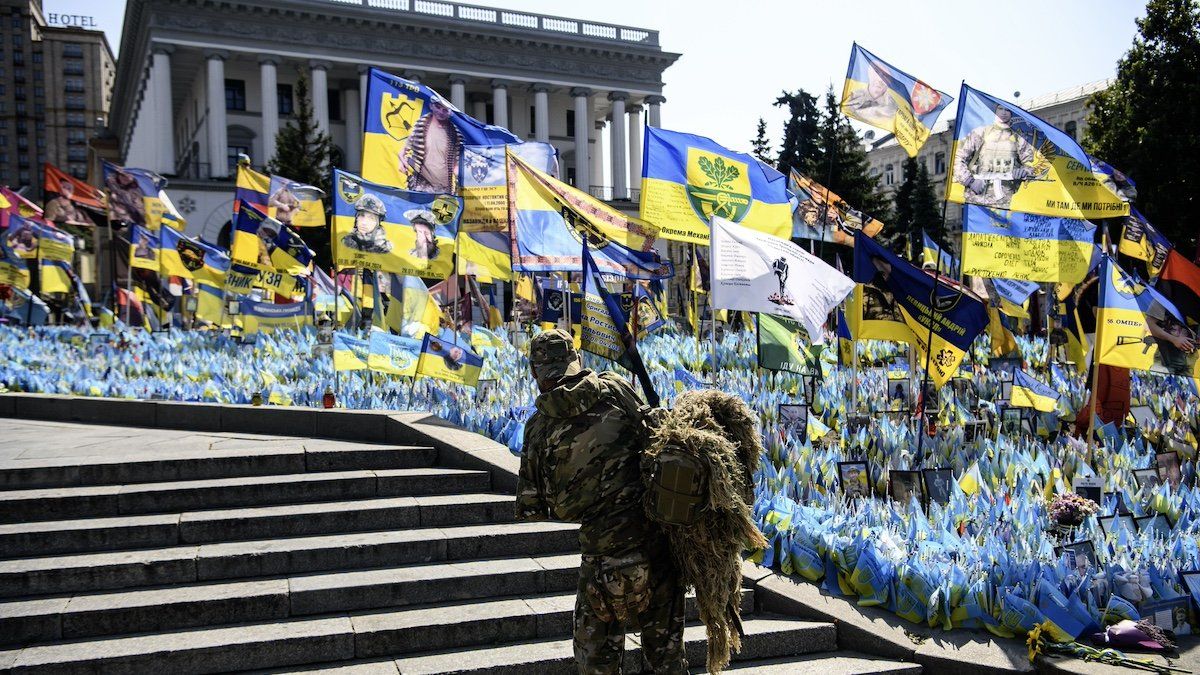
644, 445, 709, 526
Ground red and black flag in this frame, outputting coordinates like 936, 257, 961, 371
1156, 249, 1200, 329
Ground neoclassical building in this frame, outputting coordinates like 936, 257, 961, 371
109, 0, 679, 241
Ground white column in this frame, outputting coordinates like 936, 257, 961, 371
449, 76, 467, 111
310, 60, 330, 137
259, 55, 279, 167
343, 84, 361, 171
471, 94, 488, 123
151, 44, 175, 175
532, 83, 550, 143
491, 80, 509, 130
627, 104, 643, 196
358, 65, 370, 117
608, 91, 628, 200
204, 49, 229, 178
591, 120, 605, 198
570, 87, 591, 191
646, 94, 665, 128
403, 70, 424, 84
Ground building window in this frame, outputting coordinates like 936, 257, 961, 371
17, 136, 28, 149
32, 85, 42, 98
64, 77, 83, 93
934, 152, 946, 175
12, 51, 23, 65
69, 163, 87, 179
66, 113, 85, 126
63, 62, 83, 75
12, 33, 22, 47
62, 43, 83, 58
327, 89, 341, 122
566, 109, 575, 138
11, 14, 21, 29
15, 102, 25, 116
227, 145, 250, 173
13, 67, 24, 82
18, 171, 29, 185
13, 85, 23, 100
0, 135, 5, 147
225, 79, 246, 111
884, 163, 894, 186
529, 105, 536, 137
33, 102, 42, 115
65, 95, 84, 110
36, 135, 46, 149
1064, 120, 1077, 140
277, 84, 293, 116
917, 156, 927, 172
67, 147, 86, 161
68, 129, 85, 144
31, 51, 40, 64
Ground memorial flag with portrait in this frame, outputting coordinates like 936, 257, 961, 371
840, 43, 952, 157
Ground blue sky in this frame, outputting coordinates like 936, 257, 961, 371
47, 0, 1145, 152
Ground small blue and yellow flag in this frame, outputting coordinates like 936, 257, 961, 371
947, 85, 1129, 219
1010, 369, 1060, 413
230, 201, 273, 269
416, 333, 483, 387
362, 67, 518, 190
961, 205, 1095, 284
39, 257, 73, 295
332, 331, 370, 372
1095, 255, 1184, 372
922, 232, 958, 276
194, 282, 226, 326
840, 43, 953, 158
268, 225, 314, 275
508, 152, 671, 280
367, 330, 421, 376
128, 224, 160, 271
991, 277, 1039, 319
641, 126, 791, 244
240, 299, 311, 335
1118, 207, 1172, 278
234, 163, 270, 215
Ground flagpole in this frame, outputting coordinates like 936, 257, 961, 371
914, 199, 954, 465
27, 233, 41, 325
1083, 252, 1108, 461
708, 237, 718, 379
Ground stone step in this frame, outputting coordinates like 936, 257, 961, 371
0, 493, 517, 557
0, 553, 581, 645
387, 615, 837, 675
0, 444, 436, 490
0, 521, 579, 599
0, 467, 490, 524
708, 653, 923, 674
1, 614, 813, 675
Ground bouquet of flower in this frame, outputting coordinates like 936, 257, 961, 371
1048, 493, 1099, 526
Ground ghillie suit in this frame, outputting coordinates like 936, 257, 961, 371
642, 389, 767, 673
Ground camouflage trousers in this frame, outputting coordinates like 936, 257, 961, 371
573, 551, 687, 674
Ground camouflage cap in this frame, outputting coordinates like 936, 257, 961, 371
529, 329, 582, 381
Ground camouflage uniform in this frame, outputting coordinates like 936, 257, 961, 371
516, 330, 686, 674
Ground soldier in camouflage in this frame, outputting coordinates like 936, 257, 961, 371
516, 329, 686, 674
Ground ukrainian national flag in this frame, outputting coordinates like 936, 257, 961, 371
241, 299, 312, 335
367, 331, 421, 376
416, 333, 483, 387
362, 68, 518, 189
231, 201, 273, 268
1119, 208, 1172, 278
387, 274, 441, 338
234, 163, 271, 215
1059, 290, 1090, 375
961, 205, 1096, 284
640, 126, 791, 244
840, 43, 952, 158
269, 226, 314, 275
194, 282, 226, 326
39, 258, 73, 295
947, 86, 1129, 220
1010, 370, 1060, 412
507, 152, 671, 280
333, 331, 370, 371
922, 232, 958, 276
457, 230, 512, 282
987, 305, 1018, 357
852, 232, 988, 388
1094, 255, 1184, 372
128, 225, 160, 271
194, 240, 231, 287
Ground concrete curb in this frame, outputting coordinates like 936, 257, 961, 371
740, 561, 1036, 675
0, 393, 520, 496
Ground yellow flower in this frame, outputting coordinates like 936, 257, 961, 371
1026, 622, 1046, 663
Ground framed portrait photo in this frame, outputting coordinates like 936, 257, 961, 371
1055, 540, 1097, 574
1134, 468, 1163, 492
838, 461, 871, 500
889, 470, 924, 505
1180, 570, 1200, 614
1156, 451, 1183, 490
1097, 513, 1137, 539
922, 468, 954, 506
778, 404, 808, 437
1073, 475, 1103, 506
886, 376, 911, 410
1135, 514, 1173, 539
1139, 596, 1192, 636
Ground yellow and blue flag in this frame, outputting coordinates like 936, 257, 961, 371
947, 85, 1128, 219
852, 232, 988, 388
1095, 255, 1185, 372
101, 160, 185, 231
416, 333, 483, 387
640, 126, 791, 244
240, 299, 312, 335
128, 224, 160, 271
158, 226, 212, 279
1059, 290, 1090, 375
362, 67, 518, 190
194, 282, 226, 326
457, 229, 512, 282
1010, 369, 1060, 412
367, 331, 421, 376
840, 43, 952, 158
790, 170, 884, 246
461, 141, 556, 233
922, 232, 958, 276
30, 222, 75, 294
992, 277, 1040, 319
268, 225, 314, 275
580, 241, 659, 406
332, 169, 462, 279
388, 274, 441, 338
508, 152, 671, 280
234, 163, 271, 215
961, 205, 1096, 284
39, 257, 73, 295
0, 215, 31, 288
267, 174, 325, 228
333, 331, 369, 371
836, 309, 854, 365
230, 201, 274, 269
193, 239, 230, 288
1119, 207, 1172, 278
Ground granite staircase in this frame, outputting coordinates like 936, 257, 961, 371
0, 419, 921, 674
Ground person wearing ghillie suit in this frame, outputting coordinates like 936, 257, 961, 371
515, 329, 686, 674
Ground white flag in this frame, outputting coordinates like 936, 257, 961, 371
709, 215, 854, 342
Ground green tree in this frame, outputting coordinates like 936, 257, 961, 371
817, 89, 891, 224
886, 158, 942, 257
773, 90, 821, 177
750, 118, 772, 164
266, 73, 335, 269
1085, 0, 1200, 251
